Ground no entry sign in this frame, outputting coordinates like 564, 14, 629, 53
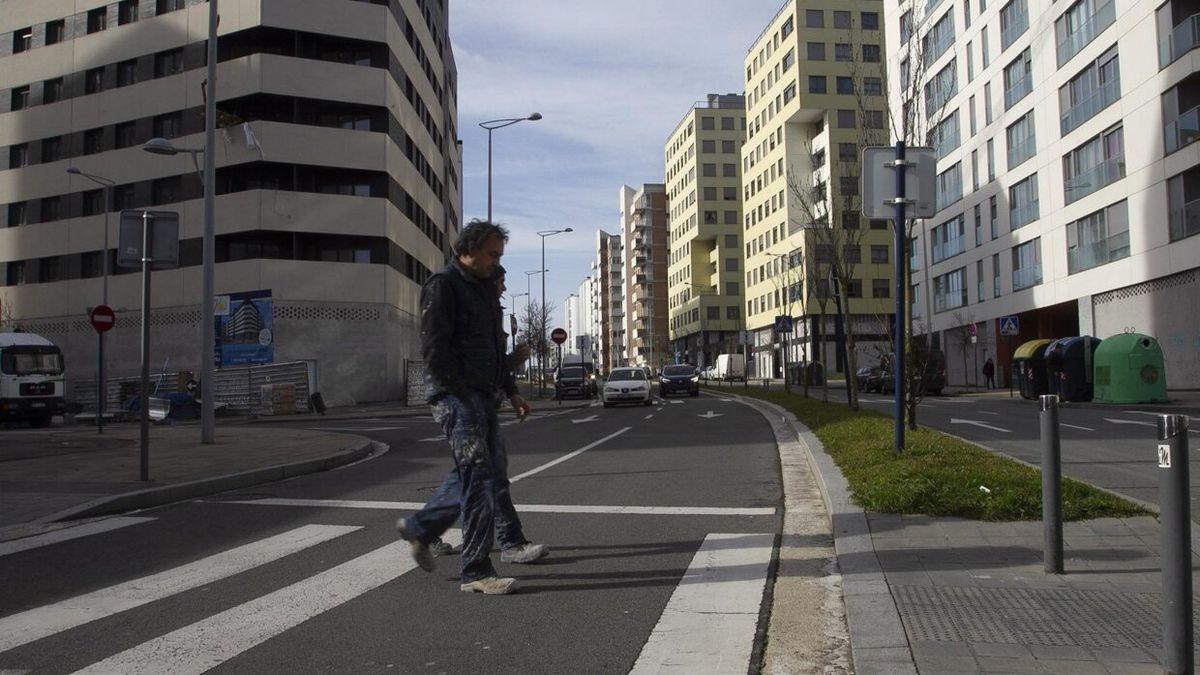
90, 305, 115, 333
551, 327, 568, 345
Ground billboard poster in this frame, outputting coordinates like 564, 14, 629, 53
214, 289, 275, 367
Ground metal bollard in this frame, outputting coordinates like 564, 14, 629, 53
1158, 414, 1193, 675
1040, 394, 1063, 574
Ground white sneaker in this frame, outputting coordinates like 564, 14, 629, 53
459, 576, 518, 595
500, 542, 549, 564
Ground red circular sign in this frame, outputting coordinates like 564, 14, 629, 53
551, 328, 568, 345
90, 305, 115, 333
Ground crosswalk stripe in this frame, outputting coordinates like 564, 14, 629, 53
0, 517, 156, 558
0, 524, 359, 654
219, 497, 776, 516
72, 531, 461, 675
630, 532, 775, 674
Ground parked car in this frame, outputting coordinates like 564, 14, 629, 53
602, 367, 653, 407
855, 365, 884, 393
658, 364, 699, 398
878, 349, 947, 396
561, 358, 598, 396
554, 365, 593, 400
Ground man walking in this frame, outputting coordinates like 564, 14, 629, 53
397, 220, 545, 595
983, 357, 996, 389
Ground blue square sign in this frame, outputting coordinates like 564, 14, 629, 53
774, 315, 794, 334
999, 315, 1020, 336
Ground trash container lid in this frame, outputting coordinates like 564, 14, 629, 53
1014, 339, 1053, 360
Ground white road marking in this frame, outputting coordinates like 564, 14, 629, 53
644, 414, 654, 420
1105, 417, 1156, 428
418, 436, 444, 442
1122, 411, 1167, 417
1061, 423, 1095, 432
0, 524, 359, 653
218, 498, 776, 516
656, 407, 665, 412
950, 417, 1012, 433
509, 427, 633, 482
669, 400, 684, 405
304, 426, 406, 432
0, 517, 156, 558
977, 411, 1000, 416
73, 531, 462, 675
571, 414, 599, 424
630, 533, 775, 674
698, 411, 723, 419
718, 398, 733, 402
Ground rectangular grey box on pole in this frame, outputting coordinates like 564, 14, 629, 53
117, 210, 180, 269
860, 146, 939, 219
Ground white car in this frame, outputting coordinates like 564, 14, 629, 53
602, 368, 653, 407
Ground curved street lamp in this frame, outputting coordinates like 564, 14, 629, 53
536, 229, 573, 396
479, 113, 542, 222
66, 167, 114, 434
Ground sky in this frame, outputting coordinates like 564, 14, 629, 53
448, 0, 788, 330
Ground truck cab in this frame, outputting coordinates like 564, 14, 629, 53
0, 332, 67, 427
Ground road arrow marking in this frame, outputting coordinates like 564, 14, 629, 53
950, 418, 1011, 433
1099, 415, 1156, 425
572, 415, 599, 424
698, 411, 723, 419
1061, 423, 1095, 431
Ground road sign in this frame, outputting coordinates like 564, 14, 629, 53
117, 210, 180, 269
551, 327, 568, 345
510, 314, 518, 338
969, 323, 978, 337
999, 315, 1020, 336
861, 146, 938, 219
90, 305, 115, 333
774, 315, 793, 334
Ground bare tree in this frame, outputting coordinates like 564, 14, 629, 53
950, 309, 978, 389
766, 249, 807, 394
518, 299, 556, 384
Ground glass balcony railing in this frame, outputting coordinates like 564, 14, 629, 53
1161, 14, 1200, 68
936, 179, 963, 211
925, 31, 955, 65
1060, 79, 1120, 135
1004, 74, 1032, 109
1164, 105, 1200, 155
1001, 10, 1029, 51
1057, 0, 1116, 66
1169, 198, 1200, 242
1010, 199, 1040, 228
934, 291, 967, 313
1064, 156, 1124, 204
1013, 264, 1043, 290
1007, 135, 1036, 168
932, 236, 966, 263
1067, 230, 1130, 274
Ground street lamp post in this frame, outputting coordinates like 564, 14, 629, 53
479, 113, 541, 222
66, 167, 113, 433
537, 229, 573, 397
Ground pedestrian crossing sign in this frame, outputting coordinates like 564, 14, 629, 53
999, 315, 1020, 336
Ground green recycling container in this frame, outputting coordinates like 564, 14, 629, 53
1092, 333, 1168, 404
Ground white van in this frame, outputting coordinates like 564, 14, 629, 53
0, 332, 67, 427
714, 353, 745, 381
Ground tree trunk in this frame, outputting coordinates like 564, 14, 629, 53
842, 300, 859, 411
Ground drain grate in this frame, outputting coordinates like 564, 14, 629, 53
894, 585, 1196, 650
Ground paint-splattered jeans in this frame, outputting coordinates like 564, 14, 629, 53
404, 390, 525, 582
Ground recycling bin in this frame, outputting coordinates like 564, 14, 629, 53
1044, 336, 1102, 402
1012, 339, 1053, 400
1093, 333, 1168, 403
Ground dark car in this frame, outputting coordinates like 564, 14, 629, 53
855, 365, 884, 393
554, 365, 592, 400
878, 349, 947, 396
658, 364, 699, 398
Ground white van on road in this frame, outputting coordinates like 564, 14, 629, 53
1, 332, 67, 427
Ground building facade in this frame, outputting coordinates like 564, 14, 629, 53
664, 94, 747, 369
619, 183, 669, 370
887, 0, 1200, 387
592, 229, 624, 373
0, 0, 460, 405
742, 0, 895, 380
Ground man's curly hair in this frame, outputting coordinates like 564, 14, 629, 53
454, 219, 510, 256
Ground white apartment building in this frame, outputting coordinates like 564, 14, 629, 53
888, 0, 1200, 387
0, 0, 461, 405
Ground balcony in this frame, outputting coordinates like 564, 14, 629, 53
1013, 264, 1043, 290
1068, 230, 1130, 274
1160, 12, 1200, 68
1060, 79, 1120, 136
931, 236, 966, 263
1004, 74, 1033, 110
1064, 156, 1124, 204
1165, 105, 1200, 155
1010, 199, 1040, 228
1169, 198, 1200, 241
1057, 0, 1116, 66
934, 291, 967, 313
1001, 7, 1029, 51
935, 177, 963, 211
1007, 134, 1036, 169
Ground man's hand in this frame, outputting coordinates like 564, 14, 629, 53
509, 394, 531, 420
513, 344, 531, 364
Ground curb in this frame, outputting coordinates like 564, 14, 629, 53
234, 400, 594, 425
719, 392, 918, 675
39, 437, 380, 523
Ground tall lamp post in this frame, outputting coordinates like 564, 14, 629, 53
479, 113, 541, 222
537, 229, 573, 397
66, 167, 113, 433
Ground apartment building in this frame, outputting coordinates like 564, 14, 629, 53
887, 0, 1200, 387
741, 0, 895, 379
619, 183, 669, 370
591, 229, 624, 373
664, 94, 747, 369
0, 0, 460, 405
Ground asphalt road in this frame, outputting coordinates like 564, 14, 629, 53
0, 392, 782, 674
851, 390, 1200, 508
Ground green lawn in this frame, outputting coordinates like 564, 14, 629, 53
717, 387, 1147, 521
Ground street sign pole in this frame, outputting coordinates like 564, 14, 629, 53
89, 305, 115, 433
893, 142, 908, 456
139, 211, 153, 482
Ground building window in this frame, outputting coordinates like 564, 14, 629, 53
840, 177, 859, 196
1060, 46, 1120, 135
117, 59, 138, 87
993, 252, 1001, 297
42, 136, 63, 162
7, 202, 28, 227
925, 59, 958, 116
726, 281, 739, 296
934, 267, 968, 312
12, 26, 32, 54
837, 76, 854, 94
1000, 0, 1030, 51
157, 0, 187, 13
871, 245, 889, 264
900, 10, 914, 43
81, 252, 104, 278
724, 258, 739, 272
154, 112, 183, 139
863, 44, 881, 63
723, 186, 737, 200
119, 0, 139, 24
41, 77, 64, 104
41, 197, 62, 222
726, 306, 741, 320
701, 117, 715, 130
1067, 200, 1129, 273
936, 162, 963, 210
783, 83, 797, 104
722, 140, 736, 154
1004, 48, 1033, 109
6, 261, 26, 286
864, 77, 883, 96
782, 48, 795, 71
809, 76, 827, 94
1162, 73, 1199, 155
974, 204, 984, 243
84, 128, 104, 155
1009, 173, 1040, 228
806, 9, 824, 28
843, 244, 862, 263
870, 219, 888, 230
1006, 112, 1036, 169
923, 10, 956, 65
9, 144, 29, 168
115, 122, 138, 149
45, 20, 65, 46
872, 279, 891, 298
781, 15, 794, 38
842, 211, 861, 230
114, 184, 136, 210
1012, 238, 1042, 290
933, 110, 961, 158
846, 279, 863, 298
972, 149, 980, 190
839, 143, 856, 162
707, 306, 721, 320
862, 12, 879, 30
152, 177, 182, 205
724, 210, 738, 224
1167, 167, 1200, 241
982, 25, 991, 67
82, 189, 104, 216
85, 67, 105, 94
837, 109, 856, 128
976, 259, 984, 302
11, 86, 30, 111
835, 43, 853, 62
931, 215, 967, 263
87, 7, 107, 34
834, 10, 852, 28
155, 49, 184, 78
702, 163, 716, 177
1063, 125, 1124, 204
1062, 0, 1117, 67
986, 138, 996, 181
989, 195, 999, 238
807, 42, 826, 61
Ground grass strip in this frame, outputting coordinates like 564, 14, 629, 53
716, 386, 1148, 521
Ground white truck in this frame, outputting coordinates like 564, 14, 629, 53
713, 353, 745, 381
0, 332, 67, 427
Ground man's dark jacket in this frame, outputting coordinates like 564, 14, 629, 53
421, 260, 518, 403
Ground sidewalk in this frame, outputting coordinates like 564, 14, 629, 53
0, 423, 375, 543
